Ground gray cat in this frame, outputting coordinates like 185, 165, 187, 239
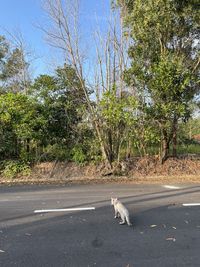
111, 197, 132, 226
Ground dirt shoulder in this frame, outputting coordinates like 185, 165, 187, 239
0, 157, 200, 185
0, 175, 200, 186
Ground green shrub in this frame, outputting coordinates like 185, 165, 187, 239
176, 144, 200, 155
43, 144, 71, 161
2, 160, 31, 179
72, 145, 87, 165
87, 139, 102, 163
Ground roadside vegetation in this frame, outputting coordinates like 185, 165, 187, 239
0, 0, 199, 179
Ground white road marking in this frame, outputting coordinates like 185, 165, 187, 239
182, 203, 200, 207
34, 207, 95, 213
163, 185, 181, 189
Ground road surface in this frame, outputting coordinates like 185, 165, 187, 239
0, 183, 200, 267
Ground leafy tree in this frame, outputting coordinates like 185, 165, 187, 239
31, 65, 89, 160
0, 93, 46, 160
99, 88, 138, 163
0, 36, 9, 70
118, 0, 200, 162
179, 117, 200, 141
0, 35, 30, 93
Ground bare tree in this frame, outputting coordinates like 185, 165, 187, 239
93, 9, 135, 164
1, 28, 35, 94
41, 0, 132, 168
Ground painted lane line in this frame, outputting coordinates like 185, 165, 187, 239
34, 207, 95, 213
0, 199, 9, 202
163, 185, 181, 189
182, 203, 200, 207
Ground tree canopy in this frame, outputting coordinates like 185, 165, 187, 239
0, 0, 199, 178
118, 0, 200, 161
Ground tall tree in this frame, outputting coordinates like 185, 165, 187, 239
118, 0, 200, 162
0, 35, 9, 92
0, 92, 45, 160
41, 0, 135, 168
31, 65, 87, 150
0, 34, 31, 94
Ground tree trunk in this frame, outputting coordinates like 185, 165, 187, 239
26, 138, 30, 154
161, 139, 170, 164
172, 130, 177, 157
15, 138, 19, 158
161, 130, 170, 164
126, 138, 131, 160
107, 129, 113, 164
172, 116, 178, 158
95, 122, 112, 169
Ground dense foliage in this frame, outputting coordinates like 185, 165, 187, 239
0, 0, 199, 177
118, 0, 200, 162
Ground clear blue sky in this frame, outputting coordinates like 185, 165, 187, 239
0, 0, 111, 78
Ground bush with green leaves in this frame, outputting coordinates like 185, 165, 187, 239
87, 139, 102, 164
42, 144, 71, 161
71, 145, 87, 165
2, 160, 31, 179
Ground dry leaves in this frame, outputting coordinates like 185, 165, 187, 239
150, 224, 157, 228
166, 237, 176, 242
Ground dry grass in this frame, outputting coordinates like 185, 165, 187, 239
0, 157, 200, 185
0, 174, 200, 186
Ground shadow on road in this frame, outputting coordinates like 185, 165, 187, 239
1, 200, 200, 267
1, 185, 200, 225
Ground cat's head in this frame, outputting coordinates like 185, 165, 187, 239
111, 197, 118, 205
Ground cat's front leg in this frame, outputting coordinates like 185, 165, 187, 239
115, 212, 121, 219
119, 215, 126, 225
114, 208, 119, 218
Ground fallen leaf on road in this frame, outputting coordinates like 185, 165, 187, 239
150, 225, 157, 228
166, 237, 176, 242
0, 249, 5, 253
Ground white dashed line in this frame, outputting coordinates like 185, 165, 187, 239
163, 185, 181, 189
34, 207, 95, 213
182, 203, 200, 207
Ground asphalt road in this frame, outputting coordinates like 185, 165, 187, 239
0, 183, 200, 267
